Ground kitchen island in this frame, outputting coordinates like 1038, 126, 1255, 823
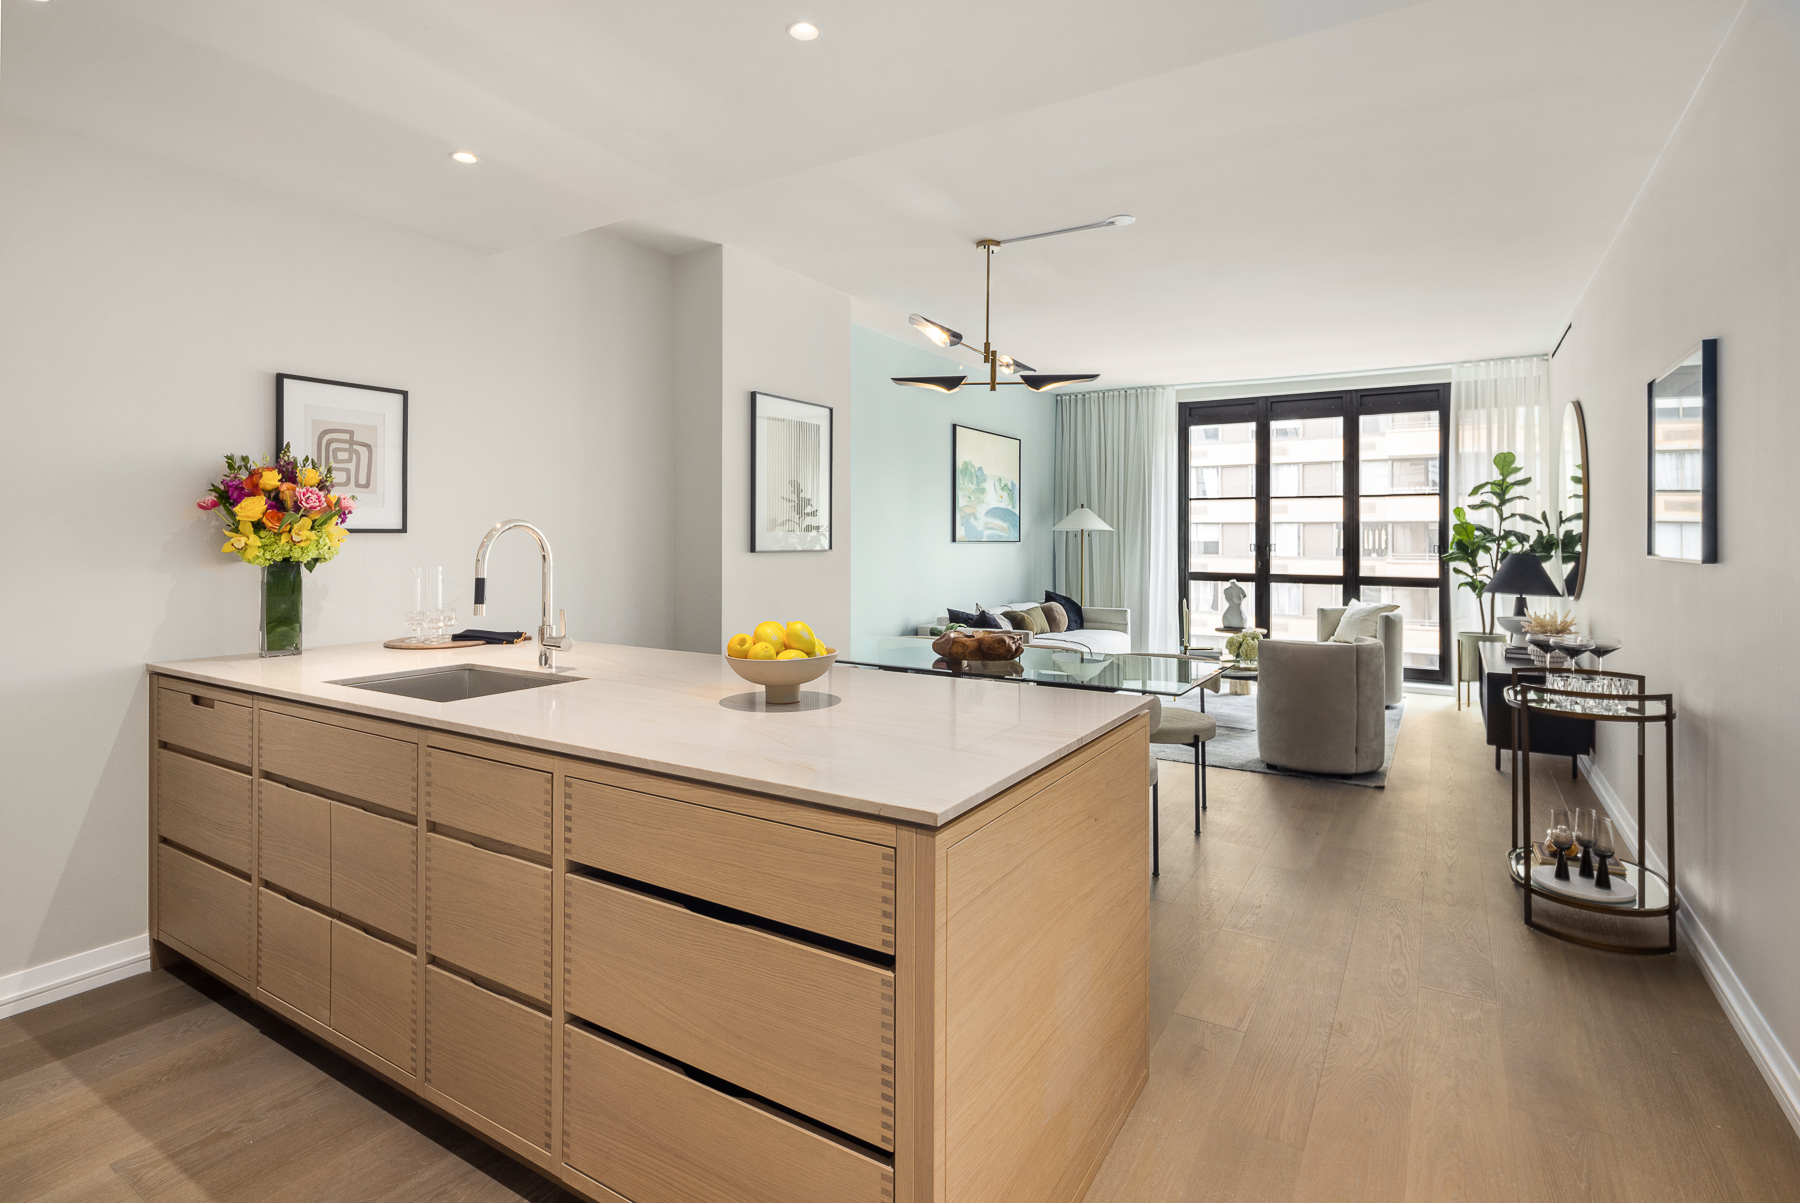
146, 640, 1152, 1203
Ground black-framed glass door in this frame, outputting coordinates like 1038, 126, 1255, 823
1179, 384, 1450, 683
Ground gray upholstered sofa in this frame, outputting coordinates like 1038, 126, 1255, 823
1256, 636, 1387, 775
1317, 606, 1404, 706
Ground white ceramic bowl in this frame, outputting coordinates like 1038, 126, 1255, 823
724, 649, 837, 704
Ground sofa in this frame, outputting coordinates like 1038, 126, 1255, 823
1256, 636, 1387, 775
917, 604, 1131, 654
1317, 606, 1404, 707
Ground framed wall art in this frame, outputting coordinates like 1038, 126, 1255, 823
953, 423, 1021, 543
752, 391, 832, 552
276, 374, 408, 533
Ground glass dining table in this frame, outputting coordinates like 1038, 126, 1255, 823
837, 636, 1226, 698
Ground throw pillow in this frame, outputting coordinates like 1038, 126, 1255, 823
946, 607, 980, 627
1040, 601, 1069, 632
970, 608, 1007, 630
1002, 606, 1050, 635
1044, 589, 1085, 631
1328, 600, 1399, 643
999, 609, 1032, 632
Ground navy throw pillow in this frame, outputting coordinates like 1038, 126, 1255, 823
1044, 590, 1085, 630
946, 607, 1006, 630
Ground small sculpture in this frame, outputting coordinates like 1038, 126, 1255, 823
1221, 579, 1247, 630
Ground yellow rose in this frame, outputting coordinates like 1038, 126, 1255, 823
258, 469, 280, 491
299, 467, 320, 488
233, 495, 268, 523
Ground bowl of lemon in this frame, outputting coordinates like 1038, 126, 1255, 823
723, 621, 837, 704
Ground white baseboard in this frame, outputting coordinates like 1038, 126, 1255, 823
1582, 756, 1800, 1140
0, 934, 151, 1020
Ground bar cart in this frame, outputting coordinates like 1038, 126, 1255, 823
1504, 667, 1678, 954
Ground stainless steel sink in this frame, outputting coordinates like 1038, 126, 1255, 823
330, 664, 584, 703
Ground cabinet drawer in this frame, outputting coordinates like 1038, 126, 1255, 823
332, 921, 416, 1074
258, 888, 331, 1022
157, 749, 252, 874
564, 1024, 892, 1203
260, 710, 416, 814
425, 966, 550, 1149
157, 843, 251, 980
565, 875, 895, 1149
565, 778, 895, 953
258, 779, 331, 903
156, 685, 252, 767
424, 834, 551, 1001
332, 803, 416, 941
425, 746, 551, 854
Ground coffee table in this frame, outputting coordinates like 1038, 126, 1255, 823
838, 636, 1225, 697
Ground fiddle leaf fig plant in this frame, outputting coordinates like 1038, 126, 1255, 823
1443, 451, 1543, 634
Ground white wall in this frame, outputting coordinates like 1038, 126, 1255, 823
851, 324, 1056, 637
672, 245, 852, 652
0, 116, 676, 980
1549, 0, 1800, 1127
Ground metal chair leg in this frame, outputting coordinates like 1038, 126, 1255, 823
1201, 738, 1208, 816
1151, 779, 1160, 877
1192, 737, 1204, 832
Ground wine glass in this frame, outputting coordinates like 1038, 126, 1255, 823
403, 566, 428, 643
424, 566, 448, 644
1573, 808, 1597, 877
1549, 808, 1575, 879
1593, 816, 1617, 891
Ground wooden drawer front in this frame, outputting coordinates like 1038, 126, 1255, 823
156, 749, 252, 874
424, 835, 551, 1001
564, 1024, 892, 1203
157, 843, 251, 980
565, 778, 896, 953
260, 710, 416, 815
156, 685, 252, 767
425, 966, 550, 1149
565, 875, 895, 1149
332, 921, 416, 1073
332, 803, 416, 941
425, 746, 551, 854
258, 780, 331, 903
258, 888, 331, 1022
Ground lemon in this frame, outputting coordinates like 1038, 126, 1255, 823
726, 633, 753, 659
747, 641, 779, 661
776, 648, 808, 661
784, 621, 816, 654
754, 620, 787, 650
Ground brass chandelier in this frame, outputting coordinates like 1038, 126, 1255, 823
891, 215, 1132, 394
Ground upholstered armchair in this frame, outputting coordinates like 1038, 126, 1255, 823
1317, 607, 1404, 706
1256, 637, 1387, 775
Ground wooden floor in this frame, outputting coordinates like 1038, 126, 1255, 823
3, 696, 1796, 1202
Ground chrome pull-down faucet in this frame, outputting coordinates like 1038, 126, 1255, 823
472, 519, 571, 671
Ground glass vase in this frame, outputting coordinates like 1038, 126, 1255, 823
260, 561, 303, 657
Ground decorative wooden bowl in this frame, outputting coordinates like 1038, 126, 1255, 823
930, 630, 1027, 661
724, 650, 838, 704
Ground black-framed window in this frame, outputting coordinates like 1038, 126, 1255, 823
1179, 384, 1451, 683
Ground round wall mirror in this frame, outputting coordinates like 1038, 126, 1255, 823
1557, 400, 1588, 597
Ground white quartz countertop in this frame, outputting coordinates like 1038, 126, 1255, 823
148, 641, 1150, 827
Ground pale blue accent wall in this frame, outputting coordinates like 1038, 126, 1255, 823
850, 324, 1056, 638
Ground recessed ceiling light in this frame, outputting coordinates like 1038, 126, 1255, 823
449, 150, 479, 164
787, 21, 820, 41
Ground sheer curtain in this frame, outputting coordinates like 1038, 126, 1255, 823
1054, 387, 1178, 652
1450, 356, 1551, 633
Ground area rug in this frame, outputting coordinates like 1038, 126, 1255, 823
1151, 691, 1405, 788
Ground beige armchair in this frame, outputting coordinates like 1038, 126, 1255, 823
1256, 637, 1387, 775
1317, 607, 1405, 706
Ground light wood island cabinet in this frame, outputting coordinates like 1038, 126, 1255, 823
148, 658, 1150, 1203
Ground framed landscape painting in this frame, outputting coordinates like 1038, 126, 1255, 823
953, 424, 1021, 543
752, 392, 832, 551
275, 374, 408, 533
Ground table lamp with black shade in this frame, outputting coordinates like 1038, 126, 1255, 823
1487, 551, 1561, 647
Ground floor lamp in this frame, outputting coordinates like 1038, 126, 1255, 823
1054, 504, 1113, 607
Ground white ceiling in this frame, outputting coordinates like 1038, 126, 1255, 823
1, 0, 1741, 383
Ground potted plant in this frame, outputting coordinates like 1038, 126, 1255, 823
198, 444, 355, 656
1443, 452, 1540, 686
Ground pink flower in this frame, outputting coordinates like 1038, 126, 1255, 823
337, 496, 357, 517
294, 485, 328, 513
196, 496, 220, 510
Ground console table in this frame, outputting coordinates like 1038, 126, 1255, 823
1479, 640, 1593, 775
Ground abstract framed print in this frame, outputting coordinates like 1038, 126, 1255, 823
953, 424, 1021, 543
275, 374, 408, 533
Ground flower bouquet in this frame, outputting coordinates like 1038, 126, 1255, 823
198, 444, 355, 656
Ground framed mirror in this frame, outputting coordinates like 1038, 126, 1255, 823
1556, 400, 1588, 597
1647, 339, 1717, 563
